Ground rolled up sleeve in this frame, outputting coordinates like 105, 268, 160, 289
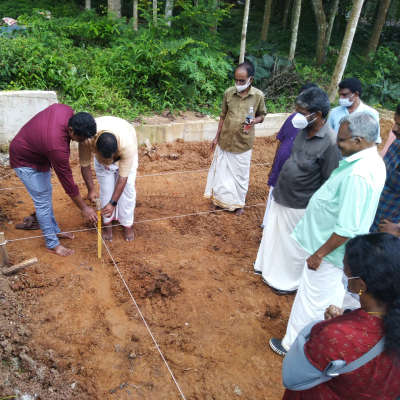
117, 149, 135, 178
255, 94, 267, 117
79, 141, 93, 168
220, 90, 229, 119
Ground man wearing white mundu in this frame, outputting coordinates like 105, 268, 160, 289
79, 116, 138, 242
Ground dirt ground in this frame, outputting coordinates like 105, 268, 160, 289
0, 118, 394, 400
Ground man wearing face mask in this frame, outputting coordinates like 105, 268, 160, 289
254, 87, 340, 295
261, 82, 318, 228
370, 104, 400, 232
269, 112, 386, 357
79, 116, 138, 242
204, 60, 267, 215
327, 77, 381, 143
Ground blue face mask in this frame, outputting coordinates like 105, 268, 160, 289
339, 96, 354, 108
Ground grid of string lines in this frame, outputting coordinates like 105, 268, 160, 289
0, 163, 270, 399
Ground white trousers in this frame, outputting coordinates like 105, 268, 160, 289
281, 260, 345, 350
94, 158, 137, 227
204, 145, 252, 211
261, 186, 274, 228
254, 197, 307, 291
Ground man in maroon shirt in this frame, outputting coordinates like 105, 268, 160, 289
9, 104, 97, 256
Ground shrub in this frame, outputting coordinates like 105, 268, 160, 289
0, 13, 231, 118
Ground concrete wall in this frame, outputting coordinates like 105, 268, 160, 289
135, 113, 290, 145
0, 90, 289, 145
0, 91, 58, 144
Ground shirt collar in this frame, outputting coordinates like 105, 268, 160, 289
305, 122, 331, 139
235, 85, 255, 98
343, 145, 377, 163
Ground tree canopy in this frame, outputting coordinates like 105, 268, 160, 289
0, 0, 399, 117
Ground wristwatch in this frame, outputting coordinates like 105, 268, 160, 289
109, 200, 118, 207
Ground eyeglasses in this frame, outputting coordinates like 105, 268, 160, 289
347, 276, 360, 280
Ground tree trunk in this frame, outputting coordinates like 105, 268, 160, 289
261, 0, 273, 41
311, 0, 327, 65
85, 0, 91, 10
282, 0, 292, 29
108, 0, 121, 17
288, 0, 302, 61
153, 0, 158, 24
133, 0, 138, 30
210, 0, 219, 32
365, 0, 391, 56
239, 0, 251, 63
165, 0, 174, 27
328, 0, 365, 102
325, 0, 340, 50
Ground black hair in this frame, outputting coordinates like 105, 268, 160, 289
96, 132, 118, 159
68, 112, 96, 139
299, 82, 318, 94
345, 233, 400, 358
235, 60, 255, 77
339, 77, 363, 97
295, 87, 330, 118
396, 104, 400, 115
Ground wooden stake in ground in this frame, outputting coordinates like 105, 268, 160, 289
0, 232, 9, 267
96, 199, 102, 259
2, 257, 38, 276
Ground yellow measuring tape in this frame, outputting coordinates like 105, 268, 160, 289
96, 199, 102, 259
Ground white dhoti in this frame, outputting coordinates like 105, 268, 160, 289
94, 157, 137, 226
254, 197, 307, 291
204, 145, 252, 211
281, 260, 345, 350
261, 186, 274, 227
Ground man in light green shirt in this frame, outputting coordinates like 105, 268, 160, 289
269, 112, 386, 356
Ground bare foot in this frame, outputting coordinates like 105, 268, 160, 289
102, 225, 113, 241
57, 232, 75, 240
123, 225, 134, 242
48, 244, 74, 257
235, 208, 244, 216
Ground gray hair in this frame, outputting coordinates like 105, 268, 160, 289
339, 112, 379, 143
295, 87, 330, 118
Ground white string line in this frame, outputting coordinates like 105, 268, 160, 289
6, 203, 266, 243
98, 229, 187, 400
0, 163, 271, 192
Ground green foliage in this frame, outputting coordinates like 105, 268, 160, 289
347, 47, 400, 110
1, 0, 400, 117
246, 53, 291, 90
169, 0, 232, 42
0, 0, 81, 18
0, 10, 231, 118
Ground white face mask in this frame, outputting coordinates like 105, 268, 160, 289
292, 112, 316, 129
343, 275, 361, 301
339, 96, 354, 108
235, 78, 251, 93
